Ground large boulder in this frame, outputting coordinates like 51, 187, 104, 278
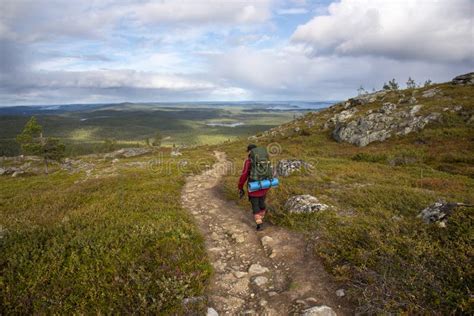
417, 201, 464, 224
452, 72, 474, 85
284, 195, 329, 214
332, 103, 440, 147
276, 159, 313, 177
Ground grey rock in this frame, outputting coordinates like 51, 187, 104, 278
248, 264, 269, 275
261, 236, 274, 249
253, 276, 268, 286
380, 102, 397, 114
233, 271, 248, 278
301, 305, 337, 316
418, 201, 464, 224
422, 88, 441, 98
284, 195, 329, 214
324, 107, 358, 129
207, 307, 219, 316
12, 170, 25, 177
335, 289, 345, 297
277, 159, 313, 177
452, 72, 474, 85
1, 167, 21, 176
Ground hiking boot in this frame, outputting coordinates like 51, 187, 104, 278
256, 223, 263, 231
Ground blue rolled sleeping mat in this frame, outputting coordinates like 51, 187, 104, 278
248, 178, 279, 192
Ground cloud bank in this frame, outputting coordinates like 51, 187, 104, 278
292, 0, 473, 63
0, 0, 472, 105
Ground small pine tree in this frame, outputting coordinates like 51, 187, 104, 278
383, 82, 390, 90
357, 85, 367, 96
388, 78, 399, 90
424, 79, 432, 87
16, 117, 65, 174
406, 77, 416, 89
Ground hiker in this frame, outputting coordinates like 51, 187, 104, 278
238, 144, 272, 231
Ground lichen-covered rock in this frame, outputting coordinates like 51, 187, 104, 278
324, 108, 358, 129
452, 72, 474, 85
417, 201, 464, 224
422, 88, 441, 98
332, 103, 440, 147
284, 195, 329, 214
301, 305, 337, 316
276, 159, 313, 177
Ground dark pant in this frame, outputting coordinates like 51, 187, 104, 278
249, 195, 266, 214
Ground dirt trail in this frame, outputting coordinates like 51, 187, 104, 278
181, 152, 352, 315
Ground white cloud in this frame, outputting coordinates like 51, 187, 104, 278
292, 0, 474, 63
211, 44, 471, 100
31, 70, 216, 91
132, 0, 272, 25
277, 8, 309, 15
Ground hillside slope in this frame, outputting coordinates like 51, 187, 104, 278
1, 148, 216, 314
220, 73, 474, 314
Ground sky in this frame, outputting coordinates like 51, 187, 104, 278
0, 0, 473, 105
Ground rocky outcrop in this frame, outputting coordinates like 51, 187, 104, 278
284, 195, 329, 214
276, 159, 313, 177
61, 158, 95, 173
452, 72, 474, 85
332, 103, 440, 147
417, 201, 471, 224
104, 147, 151, 159
324, 108, 358, 129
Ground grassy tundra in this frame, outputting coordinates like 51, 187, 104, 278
1, 148, 215, 314
220, 82, 474, 314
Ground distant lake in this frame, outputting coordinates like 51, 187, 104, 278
206, 122, 244, 127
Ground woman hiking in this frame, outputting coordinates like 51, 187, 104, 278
238, 144, 272, 231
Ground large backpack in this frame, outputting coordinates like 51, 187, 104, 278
249, 146, 273, 181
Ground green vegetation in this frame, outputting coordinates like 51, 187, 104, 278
220, 82, 474, 313
1, 148, 215, 313
0, 104, 297, 156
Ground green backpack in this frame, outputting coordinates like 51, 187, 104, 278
249, 146, 273, 181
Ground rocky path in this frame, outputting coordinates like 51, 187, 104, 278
181, 152, 352, 315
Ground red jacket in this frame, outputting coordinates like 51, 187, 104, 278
238, 158, 269, 197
